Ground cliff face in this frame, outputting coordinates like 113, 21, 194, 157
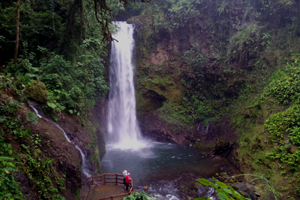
130, 15, 239, 149
129, 2, 299, 148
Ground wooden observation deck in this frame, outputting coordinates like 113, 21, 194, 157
82, 173, 134, 200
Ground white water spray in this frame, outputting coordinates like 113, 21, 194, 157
53, 123, 71, 143
29, 105, 42, 119
29, 105, 90, 177
107, 21, 149, 150
206, 124, 210, 133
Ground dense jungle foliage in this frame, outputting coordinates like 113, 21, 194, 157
0, 0, 110, 117
0, 0, 148, 198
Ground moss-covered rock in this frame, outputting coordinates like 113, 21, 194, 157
24, 80, 48, 104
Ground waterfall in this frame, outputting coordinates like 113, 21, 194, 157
29, 105, 90, 177
206, 124, 210, 133
107, 21, 149, 150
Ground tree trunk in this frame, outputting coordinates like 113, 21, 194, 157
13, 0, 21, 64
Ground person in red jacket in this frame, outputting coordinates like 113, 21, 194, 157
125, 173, 131, 191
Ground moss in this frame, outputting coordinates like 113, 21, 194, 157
87, 142, 95, 147
24, 80, 48, 103
89, 149, 101, 174
82, 118, 98, 141
75, 188, 81, 200
81, 118, 103, 173
193, 142, 215, 151
230, 69, 300, 198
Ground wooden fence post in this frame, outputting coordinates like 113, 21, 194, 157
92, 177, 94, 185
104, 173, 106, 185
116, 174, 118, 185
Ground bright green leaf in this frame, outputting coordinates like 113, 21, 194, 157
197, 178, 218, 189
217, 192, 228, 200
212, 177, 217, 183
0, 156, 14, 161
216, 181, 228, 189
25, 127, 31, 133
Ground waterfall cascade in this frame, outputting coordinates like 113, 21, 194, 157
29, 105, 90, 177
107, 21, 149, 149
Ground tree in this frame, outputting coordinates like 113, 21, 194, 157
13, 0, 20, 64
94, 0, 151, 42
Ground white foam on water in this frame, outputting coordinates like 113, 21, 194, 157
106, 138, 153, 150
166, 194, 180, 200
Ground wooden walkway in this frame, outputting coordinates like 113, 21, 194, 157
85, 185, 128, 200
81, 173, 134, 200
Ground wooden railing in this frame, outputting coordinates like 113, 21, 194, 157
86, 173, 134, 200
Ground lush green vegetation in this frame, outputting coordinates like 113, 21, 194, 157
229, 55, 300, 198
135, 0, 300, 125
0, 86, 66, 199
0, 0, 147, 198
0, 0, 114, 119
196, 173, 283, 200
196, 177, 250, 200
124, 191, 155, 200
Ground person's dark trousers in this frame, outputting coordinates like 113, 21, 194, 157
126, 183, 129, 190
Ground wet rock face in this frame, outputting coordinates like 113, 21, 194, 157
142, 90, 166, 112
139, 112, 237, 153
13, 100, 106, 199
139, 112, 187, 144
56, 115, 101, 174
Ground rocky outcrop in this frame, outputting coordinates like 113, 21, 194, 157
140, 112, 187, 144
140, 111, 238, 152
